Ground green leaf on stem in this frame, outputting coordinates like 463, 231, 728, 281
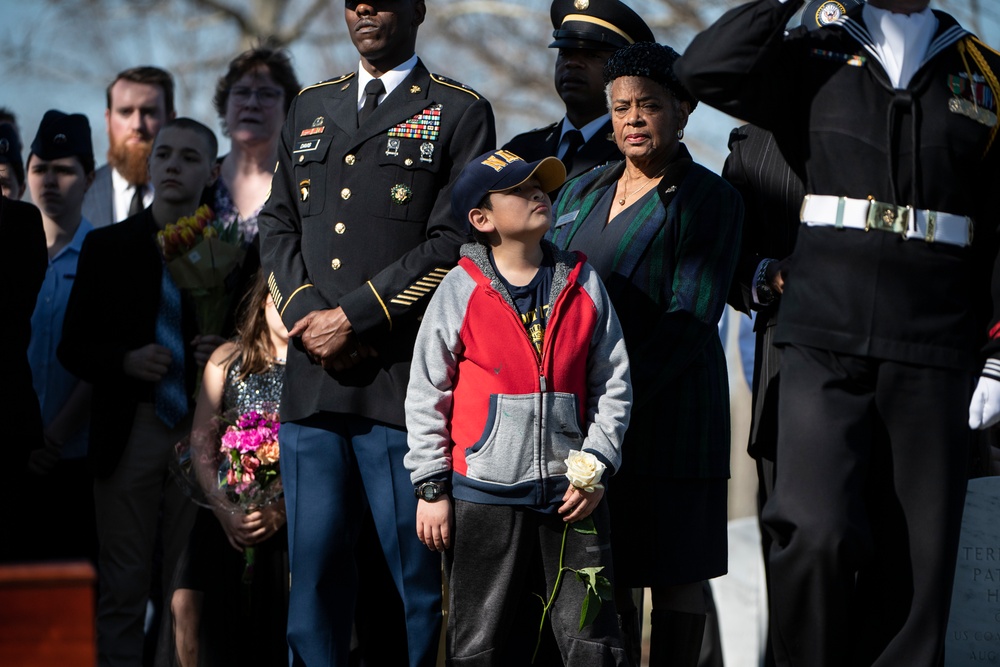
579, 588, 602, 630
572, 515, 597, 535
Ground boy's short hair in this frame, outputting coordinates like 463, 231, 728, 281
451, 149, 566, 228
158, 117, 219, 163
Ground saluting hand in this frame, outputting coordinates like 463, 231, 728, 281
123, 343, 173, 382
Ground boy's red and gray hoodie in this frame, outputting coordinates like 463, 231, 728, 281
404, 240, 632, 513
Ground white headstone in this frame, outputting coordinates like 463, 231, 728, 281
946, 476, 1000, 666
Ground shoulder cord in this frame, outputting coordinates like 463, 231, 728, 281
958, 37, 1000, 158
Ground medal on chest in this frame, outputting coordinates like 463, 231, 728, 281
947, 72, 998, 127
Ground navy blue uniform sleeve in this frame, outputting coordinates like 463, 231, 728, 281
674, 0, 806, 132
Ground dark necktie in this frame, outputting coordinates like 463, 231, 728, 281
560, 129, 585, 175
128, 184, 145, 217
359, 78, 386, 125
154, 265, 188, 428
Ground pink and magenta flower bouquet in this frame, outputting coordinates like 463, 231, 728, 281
218, 410, 282, 508
216, 409, 282, 604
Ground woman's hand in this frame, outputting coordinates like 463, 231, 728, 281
559, 485, 605, 523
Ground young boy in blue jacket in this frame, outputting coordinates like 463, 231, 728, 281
404, 149, 632, 665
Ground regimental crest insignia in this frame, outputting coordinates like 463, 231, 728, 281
816, 1, 847, 26
390, 184, 412, 205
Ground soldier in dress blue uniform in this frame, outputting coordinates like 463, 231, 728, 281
256, 1, 495, 665
502, 0, 653, 193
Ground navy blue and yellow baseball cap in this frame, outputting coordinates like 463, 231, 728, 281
452, 150, 566, 222
802, 0, 864, 29
549, 0, 654, 51
29, 109, 94, 173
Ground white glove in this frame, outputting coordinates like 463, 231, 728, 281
969, 375, 1000, 429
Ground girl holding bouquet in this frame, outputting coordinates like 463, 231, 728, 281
171, 269, 288, 666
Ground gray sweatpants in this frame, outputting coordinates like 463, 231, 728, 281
445, 498, 628, 666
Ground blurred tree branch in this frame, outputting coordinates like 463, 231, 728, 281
2, 0, 997, 154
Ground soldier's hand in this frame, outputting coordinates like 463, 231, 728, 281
291, 307, 354, 363
123, 343, 172, 382
969, 376, 1000, 429
321, 340, 377, 372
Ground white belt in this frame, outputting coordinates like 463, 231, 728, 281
800, 194, 973, 248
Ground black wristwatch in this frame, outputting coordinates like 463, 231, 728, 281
414, 481, 448, 502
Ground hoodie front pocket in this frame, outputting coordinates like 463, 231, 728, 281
464, 394, 538, 486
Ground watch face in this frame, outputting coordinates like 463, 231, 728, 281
420, 483, 439, 501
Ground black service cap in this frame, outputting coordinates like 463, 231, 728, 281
549, 0, 654, 51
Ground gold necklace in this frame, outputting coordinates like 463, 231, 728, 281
617, 167, 666, 206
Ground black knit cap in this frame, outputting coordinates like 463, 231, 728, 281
603, 41, 698, 110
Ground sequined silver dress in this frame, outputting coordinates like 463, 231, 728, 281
176, 358, 289, 665
222, 359, 285, 414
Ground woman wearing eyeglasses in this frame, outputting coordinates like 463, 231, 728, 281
213, 46, 301, 245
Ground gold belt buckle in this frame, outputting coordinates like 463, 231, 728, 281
866, 200, 908, 234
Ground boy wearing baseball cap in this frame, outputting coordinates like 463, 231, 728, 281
404, 149, 633, 665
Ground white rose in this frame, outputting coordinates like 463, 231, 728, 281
564, 450, 606, 493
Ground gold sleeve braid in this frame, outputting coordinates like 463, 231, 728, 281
267, 272, 284, 314
270, 273, 316, 319
390, 267, 452, 307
